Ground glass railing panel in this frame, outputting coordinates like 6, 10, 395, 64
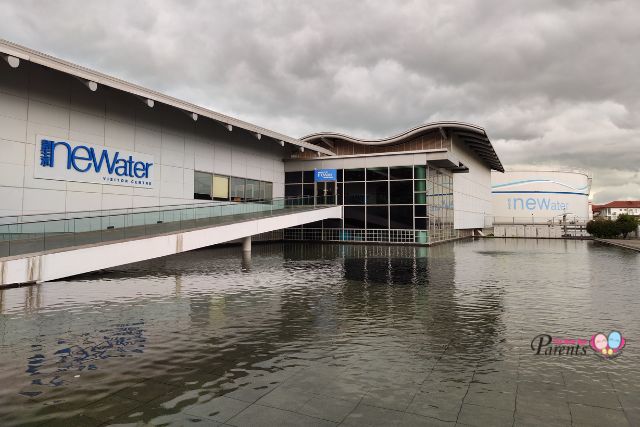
0, 196, 328, 257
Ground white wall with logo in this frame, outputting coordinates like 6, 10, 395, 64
491, 171, 590, 223
0, 61, 286, 217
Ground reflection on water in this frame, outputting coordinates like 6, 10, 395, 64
0, 239, 638, 426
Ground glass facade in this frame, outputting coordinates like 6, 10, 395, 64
284, 164, 456, 244
194, 172, 272, 202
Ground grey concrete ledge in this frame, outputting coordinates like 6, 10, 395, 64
594, 238, 640, 252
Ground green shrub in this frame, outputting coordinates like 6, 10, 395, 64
586, 218, 620, 238
616, 214, 639, 239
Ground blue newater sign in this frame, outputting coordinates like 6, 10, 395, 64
314, 169, 337, 182
34, 135, 155, 188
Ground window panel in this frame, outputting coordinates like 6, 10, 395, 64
366, 181, 388, 204
390, 205, 413, 229
323, 218, 342, 228
344, 168, 365, 181
245, 179, 259, 200
212, 175, 229, 200
194, 171, 213, 200
366, 167, 388, 181
344, 182, 365, 204
285, 171, 302, 183
285, 184, 302, 198
344, 206, 366, 228
265, 182, 273, 200
302, 184, 315, 196
230, 177, 245, 200
389, 166, 413, 180
303, 170, 315, 183
367, 206, 389, 229
389, 181, 413, 204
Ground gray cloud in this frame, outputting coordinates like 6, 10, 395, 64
1, 0, 639, 203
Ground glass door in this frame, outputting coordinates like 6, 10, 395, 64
316, 182, 336, 205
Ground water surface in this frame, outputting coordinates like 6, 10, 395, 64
0, 239, 638, 426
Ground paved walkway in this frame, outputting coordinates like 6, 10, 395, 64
595, 238, 640, 252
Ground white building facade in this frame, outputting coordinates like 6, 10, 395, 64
491, 170, 591, 224
1, 41, 503, 245
594, 201, 640, 220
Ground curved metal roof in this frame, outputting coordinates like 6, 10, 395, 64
301, 121, 504, 172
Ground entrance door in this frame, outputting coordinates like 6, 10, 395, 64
316, 182, 336, 205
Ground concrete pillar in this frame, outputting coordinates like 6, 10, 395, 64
241, 250, 252, 272
242, 236, 252, 252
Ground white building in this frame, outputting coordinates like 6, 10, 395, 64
593, 201, 640, 220
491, 170, 591, 224
0, 40, 503, 246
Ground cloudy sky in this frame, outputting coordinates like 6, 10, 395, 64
1, 0, 639, 202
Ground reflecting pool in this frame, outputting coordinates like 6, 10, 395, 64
0, 239, 638, 426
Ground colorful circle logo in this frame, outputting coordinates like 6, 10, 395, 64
590, 331, 625, 358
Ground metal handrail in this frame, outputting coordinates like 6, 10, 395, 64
0, 195, 333, 258
0, 196, 316, 227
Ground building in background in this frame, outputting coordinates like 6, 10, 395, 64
0, 40, 503, 246
285, 123, 503, 245
491, 170, 591, 224
592, 201, 640, 220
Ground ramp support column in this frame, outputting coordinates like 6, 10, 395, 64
242, 236, 252, 252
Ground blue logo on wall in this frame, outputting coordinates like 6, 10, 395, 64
314, 169, 337, 182
37, 138, 154, 187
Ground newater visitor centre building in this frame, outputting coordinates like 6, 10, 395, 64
0, 39, 505, 271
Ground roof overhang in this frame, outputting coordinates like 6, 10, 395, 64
0, 39, 335, 156
302, 121, 504, 172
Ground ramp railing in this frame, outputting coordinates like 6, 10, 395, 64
0, 196, 324, 258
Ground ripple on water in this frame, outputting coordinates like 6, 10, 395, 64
0, 240, 638, 425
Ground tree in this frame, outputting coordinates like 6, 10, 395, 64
615, 214, 639, 239
586, 218, 620, 238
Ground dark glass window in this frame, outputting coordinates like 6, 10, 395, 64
337, 183, 343, 205
344, 168, 365, 181
366, 167, 388, 181
366, 181, 388, 204
390, 181, 413, 204
389, 166, 413, 180
415, 205, 427, 217
285, 171, 302, 183
245, 179, 259, 200
285, 184, 302, 198
302, 184, 315, 205
323, 218, 343, 228
303, 170, 315, 183
337, 169, 343, 182
303, 220, 323, 228
230, 177, 245, 201
415, 218, 427, 230
367, 206, 389, 229
302, 184, 315, 196
390, 206, 413, 229
194, 171, 212, 200
344, 206, 366, 228
344, 182, 365, 205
